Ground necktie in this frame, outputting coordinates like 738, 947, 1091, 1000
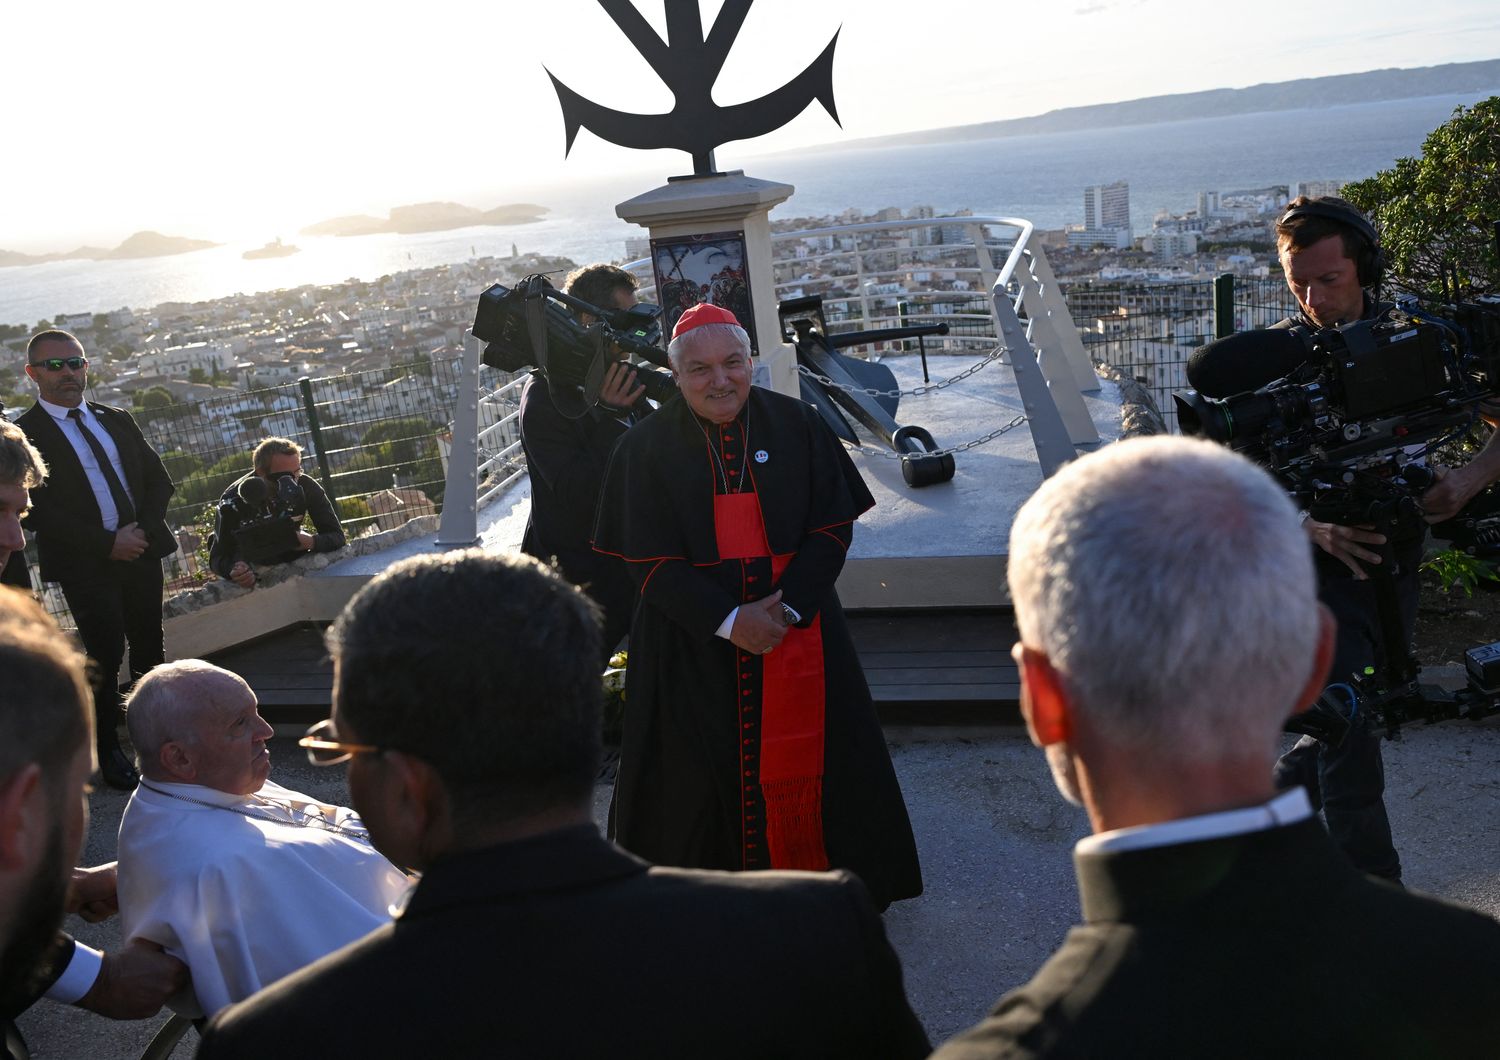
67, 409, 137, 525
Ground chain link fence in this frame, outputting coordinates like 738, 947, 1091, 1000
1065, 275, 1299, 431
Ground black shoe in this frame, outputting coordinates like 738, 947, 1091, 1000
99, 746, 140, 790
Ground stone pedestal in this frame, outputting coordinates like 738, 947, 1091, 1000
617, 172, 798, 397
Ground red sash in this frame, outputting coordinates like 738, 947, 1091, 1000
714, 492, 830, 871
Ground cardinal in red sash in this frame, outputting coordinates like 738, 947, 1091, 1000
594, 303, 921, 908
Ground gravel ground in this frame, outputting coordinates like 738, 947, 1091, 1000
16, 719, 1500, 1058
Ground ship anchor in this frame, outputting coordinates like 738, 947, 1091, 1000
547, 0, 840, 176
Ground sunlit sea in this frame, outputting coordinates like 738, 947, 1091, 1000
0, 92, 1493, 326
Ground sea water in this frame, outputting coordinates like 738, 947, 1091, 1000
0, 92, 1491, 326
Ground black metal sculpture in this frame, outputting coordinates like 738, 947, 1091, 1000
547, 0, 840, 176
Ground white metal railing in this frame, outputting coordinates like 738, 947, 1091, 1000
628, 217, 1034, 357
474, 372, 528, 507
439, 216, 1102, 536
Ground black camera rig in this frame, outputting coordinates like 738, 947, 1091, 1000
222, 472, 307, 565
1176, 300, 1500, 512
1175, 296, 1500, 741
472, 274, 675, 418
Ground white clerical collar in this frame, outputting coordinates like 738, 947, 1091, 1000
1076, 788, 1313, 856
38, 396, 93, 423
137, 778, 263, 808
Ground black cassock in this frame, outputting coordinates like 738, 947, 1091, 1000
594, 386, 921, 907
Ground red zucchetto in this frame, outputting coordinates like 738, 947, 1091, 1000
670, 302, 742, 341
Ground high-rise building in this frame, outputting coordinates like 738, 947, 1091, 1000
1295, 180, 1343, 200
1083, 180, 1131, 234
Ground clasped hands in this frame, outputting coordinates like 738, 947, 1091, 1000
729, 589, 792, 655
109, 523, 149, 562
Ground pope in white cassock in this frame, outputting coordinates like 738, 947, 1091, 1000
116, 660, 409, 1016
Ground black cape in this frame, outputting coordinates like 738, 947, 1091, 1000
594, 387, 922, 907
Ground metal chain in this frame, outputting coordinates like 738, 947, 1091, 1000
845, 414, 1028, 460
795, 345, 1008, 398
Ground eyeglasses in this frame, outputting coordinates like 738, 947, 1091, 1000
29, 356, 88, 371
298, 718, 385, 766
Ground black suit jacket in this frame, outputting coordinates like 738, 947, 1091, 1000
0, 934, 73, 1022
1, 932, 75, 1058
519, 373, 655, 579
932, 819, 1500, 1059
16, 402, 175, 581
197, 825, 929, 1059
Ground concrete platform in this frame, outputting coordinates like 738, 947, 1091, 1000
317, 353, 1125, 610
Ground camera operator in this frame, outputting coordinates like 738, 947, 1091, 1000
209, 438, 345, 590
518, 264, 652, 662
1206, 196, 1500, 882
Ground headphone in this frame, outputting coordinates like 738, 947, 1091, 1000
1277, 199, 1385, 289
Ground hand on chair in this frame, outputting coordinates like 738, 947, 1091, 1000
78, 939, 189, 1020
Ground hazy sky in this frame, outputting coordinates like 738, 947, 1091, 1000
3, 0, 1498, 252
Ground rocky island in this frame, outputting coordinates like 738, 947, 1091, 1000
0, 230, 219, 267
243, 237, 300, 260
300, 201, 548, 238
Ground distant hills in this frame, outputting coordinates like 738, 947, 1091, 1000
300, 201, 549, 238
821, 59, 1500, 152
0, 231, 219, 268
0, 201, 550, 268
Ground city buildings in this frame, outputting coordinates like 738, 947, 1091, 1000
1068, 180, 1133, 249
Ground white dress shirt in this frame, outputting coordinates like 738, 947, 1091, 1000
36, 397, 135, 530
1076, 787, 1314, 856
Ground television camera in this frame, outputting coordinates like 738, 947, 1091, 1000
472, 274, 675, 418
1174, 297, 1500, 741
1175, 301, 1500, 523
221, 471, 308, 564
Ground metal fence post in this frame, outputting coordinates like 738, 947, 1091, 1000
1213, 274, 1236, 338
298, 376, 339, 508
436, 332, 482, 548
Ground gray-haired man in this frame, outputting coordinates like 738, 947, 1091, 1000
934, 436, 1500, 1059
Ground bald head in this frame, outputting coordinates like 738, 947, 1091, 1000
127, 661, 273, 793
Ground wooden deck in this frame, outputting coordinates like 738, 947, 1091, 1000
847, 609, 1020, 724
206, 622, 334, 727
208, 609, 1021, 727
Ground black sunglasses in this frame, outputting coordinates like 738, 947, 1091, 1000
29, 356, 88, 371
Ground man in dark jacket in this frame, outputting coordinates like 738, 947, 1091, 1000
208, 437, 345, 589
196, 551, 929, 1060
519, 263, 650, 660
17, 330, 177, 789
932, 437, 1500, 1060
0, 593, 185, 1060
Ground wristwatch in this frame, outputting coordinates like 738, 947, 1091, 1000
781, 603, 801, 626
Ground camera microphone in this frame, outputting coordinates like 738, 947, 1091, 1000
238, 474, 270, 510
1187, 328, 1311, 399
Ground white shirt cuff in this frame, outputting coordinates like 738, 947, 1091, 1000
45, 940, 103, 1005
715, 607, 739, 639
